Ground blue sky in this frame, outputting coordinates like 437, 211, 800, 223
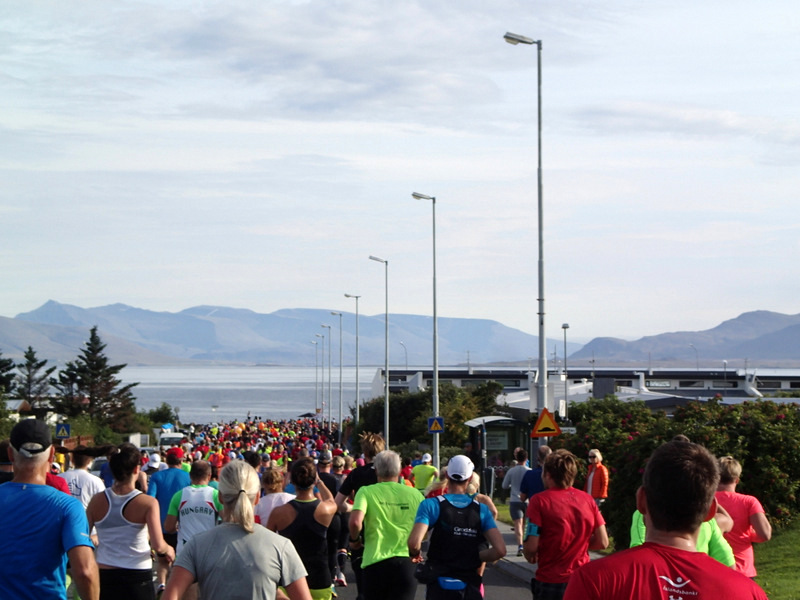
2, 1, 799, 342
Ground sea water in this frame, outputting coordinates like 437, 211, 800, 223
123, 365, 367, 425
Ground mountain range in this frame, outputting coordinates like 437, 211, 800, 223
0, 301, 799, 368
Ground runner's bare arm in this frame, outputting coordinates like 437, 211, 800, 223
479, 527, 507, 563
68, 545, 100, 600
285, 576, 312, 600
751, 512, 772, 542
407, 522, 428, 559
588, 523, 609, 551
162, 565, 194, 600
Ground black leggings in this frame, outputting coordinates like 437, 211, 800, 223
362, 556, 417, 600
100, 568, 155, 600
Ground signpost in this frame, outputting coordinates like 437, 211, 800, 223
55, 423, 71, 439
530, 408, 561, 438
428, 416, 444, 434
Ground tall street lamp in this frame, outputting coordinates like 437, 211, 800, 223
345, 293, 361, 426
690, 343, 699, 371
321, 324, 332, 429
369, 255, 390, 447
311, 340, 319, 415
562, 323, 569, 420
331, 311, 344, 444
504, 31, 548, 424
315, 333, 325, 418
399, 341, 408, 371
412, 191, 440, 470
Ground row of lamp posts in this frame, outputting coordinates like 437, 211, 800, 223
308, 30, 554, 465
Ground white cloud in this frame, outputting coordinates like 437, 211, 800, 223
1, 0, 799, 346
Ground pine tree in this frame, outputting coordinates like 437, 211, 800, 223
0, 351, 16, 397
16, 346, 56, 418
50, 361, 84, 418
51, 327, 139, 431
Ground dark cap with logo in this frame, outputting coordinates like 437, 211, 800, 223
10, 419, 52, 458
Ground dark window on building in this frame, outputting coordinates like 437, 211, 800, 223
712, 381, 738, 388
679, 380, 704, 388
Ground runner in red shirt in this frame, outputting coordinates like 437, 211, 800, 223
564, 441, 767, 600
524, 449, 608, 599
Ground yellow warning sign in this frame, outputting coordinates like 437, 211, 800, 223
530, 408, 561, 438
428, 417, 444, 433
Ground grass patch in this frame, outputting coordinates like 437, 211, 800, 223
495, 502, 511, 525
754, 519, 800, 600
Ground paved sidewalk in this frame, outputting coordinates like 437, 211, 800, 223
493, 525, 606, 584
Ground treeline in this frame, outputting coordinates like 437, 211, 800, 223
0, 326, 175, 442
552, 395, 800, 548
356, 381, 506, 449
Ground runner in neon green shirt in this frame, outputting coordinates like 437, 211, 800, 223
411, 453, 438, 494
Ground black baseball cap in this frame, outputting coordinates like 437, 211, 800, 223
10, 420, 52, 458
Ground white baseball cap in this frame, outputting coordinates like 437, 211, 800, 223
446, 455, 474, 482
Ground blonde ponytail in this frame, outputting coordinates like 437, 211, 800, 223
219, 460, 260, 533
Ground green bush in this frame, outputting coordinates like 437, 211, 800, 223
551, 396, 800, 548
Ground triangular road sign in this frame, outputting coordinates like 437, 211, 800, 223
531, 408, 561, 438
428, 416, 444, 434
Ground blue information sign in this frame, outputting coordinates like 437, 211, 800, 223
55, 424, 71, 439
427, 416, 444, 434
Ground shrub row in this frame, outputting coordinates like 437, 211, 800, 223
549, 396, 800, 548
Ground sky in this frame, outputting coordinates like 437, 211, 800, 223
2, 0, 799, 343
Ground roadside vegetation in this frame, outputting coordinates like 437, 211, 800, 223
551, 396, 800, 548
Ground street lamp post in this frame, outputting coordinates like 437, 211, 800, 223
562, 323, 569, 420
690, 344, 699, 370
411, 191, 440, 470
369, 255, 390, 447
321, 324, 332, 429
345, 294, 361, 426
723, 359, 728, 390
331, 311, 344, 444
504, 32, 548, 423
399, 341, 408, 371
315, 333, 325, 418
311, 340, 319, 415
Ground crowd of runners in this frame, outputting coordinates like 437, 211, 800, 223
0, 416, 773, 600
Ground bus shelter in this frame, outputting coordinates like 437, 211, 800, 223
464, 415, 529, 497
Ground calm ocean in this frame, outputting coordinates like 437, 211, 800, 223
123, 365, 367, 425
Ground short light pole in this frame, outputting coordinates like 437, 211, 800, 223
399, 341, 408, 371
311, 340, 319, 415
315, 333, 325, 418
412, 191, 440, 470
331, 311, 344, 444
504, 31, 548, 422
321, 324, 332, 429
723, 359, 728, 390
369, 255, 390, 447
345, 293, 361, 426
562, 323, 569, 420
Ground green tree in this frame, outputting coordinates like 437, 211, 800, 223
51, 360, 83, 417
358, 381, 505, 450
16, 346, 57, 418
147, 402, 178, 425
0, 350, 16, 396
51, 327, 139, 432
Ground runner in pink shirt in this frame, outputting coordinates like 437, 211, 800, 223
714, 455, 771, 577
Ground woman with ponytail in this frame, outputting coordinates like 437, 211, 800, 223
163, 460, 311, 600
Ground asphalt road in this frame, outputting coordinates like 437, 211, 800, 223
332, 561, 532, 600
